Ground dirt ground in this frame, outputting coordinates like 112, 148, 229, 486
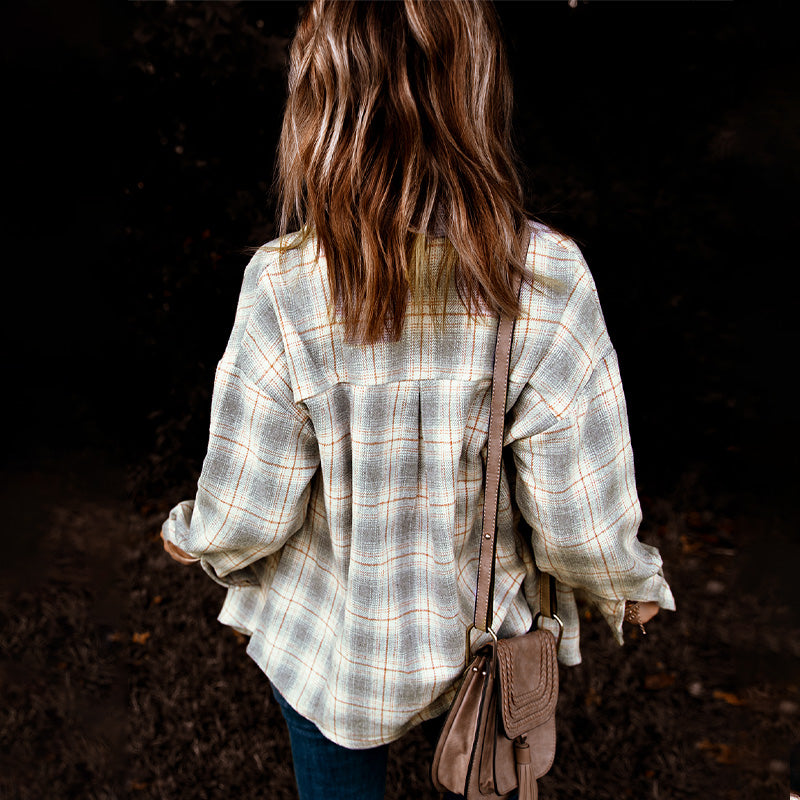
0, 448, 797, 800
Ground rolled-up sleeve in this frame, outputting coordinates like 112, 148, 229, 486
506, 235, 675, 653
162, 252, 320, 587
510, 346, 675, 643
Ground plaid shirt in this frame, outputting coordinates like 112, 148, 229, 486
163, 221, 675, 748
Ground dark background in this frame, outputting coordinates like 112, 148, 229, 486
1, 2, 798, 799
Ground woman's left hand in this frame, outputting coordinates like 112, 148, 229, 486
160, 529, 200, 565
636, 601, 660, 624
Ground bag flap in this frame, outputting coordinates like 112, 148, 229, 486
495, 628, 558, 740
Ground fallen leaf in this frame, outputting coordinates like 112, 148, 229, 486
696, 739, 738, 765
644, 672, 676, 690
680, 535, 703, 555
584, 687, 602, 708
715, 745, 737, 765
712, 689, 746, 706
695, 738, 715, 751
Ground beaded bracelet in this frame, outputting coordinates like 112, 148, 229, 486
624, 601, 647, 635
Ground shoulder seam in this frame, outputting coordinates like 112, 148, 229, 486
527, 219, 577, 254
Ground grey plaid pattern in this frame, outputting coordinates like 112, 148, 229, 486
163, 221, 675, 748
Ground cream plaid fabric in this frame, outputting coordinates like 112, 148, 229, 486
163, 221, 675, 748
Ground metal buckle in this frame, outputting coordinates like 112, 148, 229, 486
464, 623, 498, 669
533, 611, 564, 650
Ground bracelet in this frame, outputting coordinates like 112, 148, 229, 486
624, 601, 647, 635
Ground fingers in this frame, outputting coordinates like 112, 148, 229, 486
166, 540, 200, 565
161, 528, 200, 565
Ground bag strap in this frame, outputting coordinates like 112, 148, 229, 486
472, 272, 558, 636
472, 280, 519, 633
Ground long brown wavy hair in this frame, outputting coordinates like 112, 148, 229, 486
276, 0, 530, 343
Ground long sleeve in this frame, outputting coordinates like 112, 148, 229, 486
162, 251, 320, 587
506, 234, 675, 655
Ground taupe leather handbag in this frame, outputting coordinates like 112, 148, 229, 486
431, 289, 563, 800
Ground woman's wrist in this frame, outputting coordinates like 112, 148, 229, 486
624, 600, 660, 634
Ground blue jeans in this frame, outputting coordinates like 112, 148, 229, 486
270, 682, 464, 800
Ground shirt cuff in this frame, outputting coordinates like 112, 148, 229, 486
162, 500, 197, 553
585, 569, 676, 646
198, 557, 260, 588
162, 500, 260, 588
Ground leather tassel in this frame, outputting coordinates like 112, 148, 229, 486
514, 738, 538, 800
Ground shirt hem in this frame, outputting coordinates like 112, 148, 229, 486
214, 608, 459, 749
